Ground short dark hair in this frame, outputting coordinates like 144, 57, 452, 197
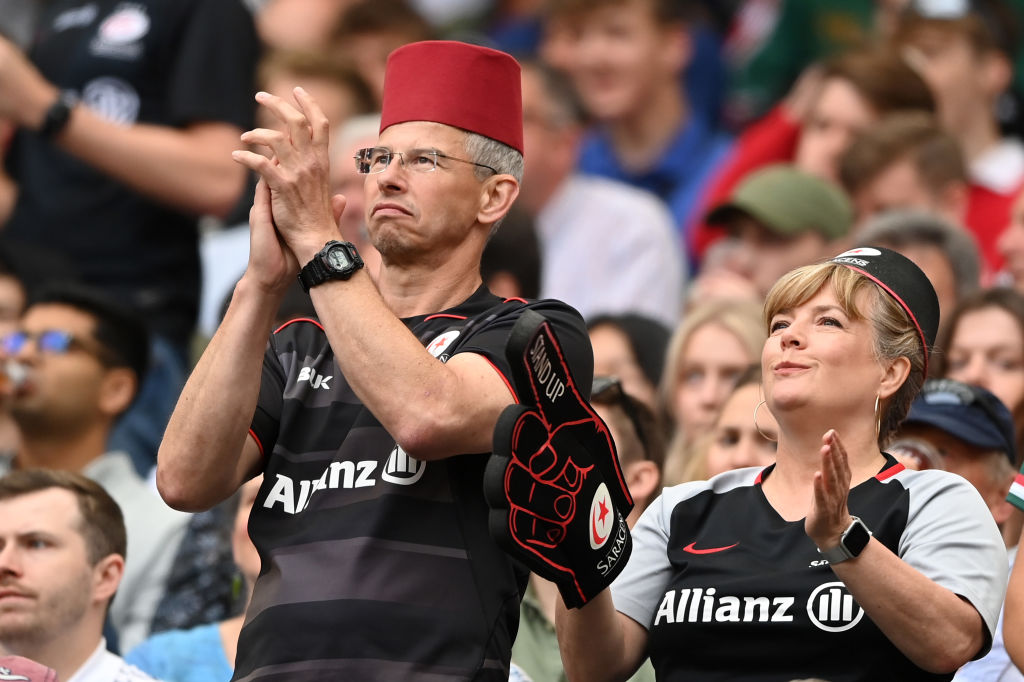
28, 283, 150, 383
820, 48, 936, 116
839, 112, 966, 196
0, 469, 126, 565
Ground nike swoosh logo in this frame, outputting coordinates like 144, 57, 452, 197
683, 541, 738, 554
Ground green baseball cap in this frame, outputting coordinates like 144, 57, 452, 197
706, 165, 853, 240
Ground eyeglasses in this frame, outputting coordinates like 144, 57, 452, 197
591, 375, 649, 457
354, 147, 498, 175
2, 329, 109, 362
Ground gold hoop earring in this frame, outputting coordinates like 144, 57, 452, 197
753, 399, 778, 443
874, 395, 881, 440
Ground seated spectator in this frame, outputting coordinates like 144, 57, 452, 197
546, 0, 733, 237
937, 287, 1024, 468
519, 60, 684, 327
894, 0, 1024, 274
693, 46, 935, 260
126, 476, 263, 682
0, 469, 156, 681
511, 376, 662, 682
588, 314, 671, 411
694, 164, 853, 302
892, 378, 1021, 681
857, 208, 981, 341
998, 189, 1024, 292
672, 364, 778, 485
659, 299, 765, 482
0, 284, 188, 651
839, 112, 969, 233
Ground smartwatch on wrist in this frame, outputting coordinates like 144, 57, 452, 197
817, 516, 872, 564
39, 90, 79, 139
298, 240, 364, 293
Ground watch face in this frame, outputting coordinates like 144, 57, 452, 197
843, 519, 871, 557
325, 245, 353, 271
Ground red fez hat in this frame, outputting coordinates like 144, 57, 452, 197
380, 41, 523, 154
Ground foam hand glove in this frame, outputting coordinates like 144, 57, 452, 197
485, 310, 633, 608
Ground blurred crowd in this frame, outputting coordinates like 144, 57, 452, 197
3, 0, 1024, 680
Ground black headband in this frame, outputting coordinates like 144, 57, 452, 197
828, 247, 940, 374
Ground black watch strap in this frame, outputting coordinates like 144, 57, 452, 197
298, 240, 363, 293
39, 90, 79, 139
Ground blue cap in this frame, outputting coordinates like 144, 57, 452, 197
903, 378, 1016, 463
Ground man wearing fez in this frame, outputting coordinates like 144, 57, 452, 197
157, 41, 592, 680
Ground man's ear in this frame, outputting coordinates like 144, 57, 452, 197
97, 367, 137, 417
879, 356, 912, 401
92, 553, 125, 605
477, 176, 520, 228
625, 460, 660, 508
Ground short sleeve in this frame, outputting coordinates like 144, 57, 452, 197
899, 471, 1009, 643
455, 299, 594, 400
609, 486, 696, 629
249, 337, 286, 458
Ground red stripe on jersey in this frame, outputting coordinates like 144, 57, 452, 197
248, 428, 265, 459
273, 317, 324, 334
754, 467, 768, 484
1016, 473, 1024, 485
503, 297, 528, 304
424, 313, 468, 321
876, 462, 906, 481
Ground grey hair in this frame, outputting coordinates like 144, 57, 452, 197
857, 209, 981, 302
464, 131, 524, 184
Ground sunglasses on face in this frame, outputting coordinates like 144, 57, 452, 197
1, 329, 108, 362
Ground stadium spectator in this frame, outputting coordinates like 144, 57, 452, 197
937, 287, 1024, 468
839, 112, 969, 233
894, 0, 1024, 273
894, 378, 1021, 681
0, 0, 260, 478
659, 299, 765, 483
546, 0, 733, 236
857, 209, 981, 341
0, 284, 188, 651
157, 40, 592, 679
0, 469, 156, 681
693, 47, 935, 260
694, 164, 853, 302
519, 60, 684, 327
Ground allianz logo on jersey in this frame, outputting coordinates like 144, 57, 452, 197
653, 581, 864, 633
263, 445, 426, 514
